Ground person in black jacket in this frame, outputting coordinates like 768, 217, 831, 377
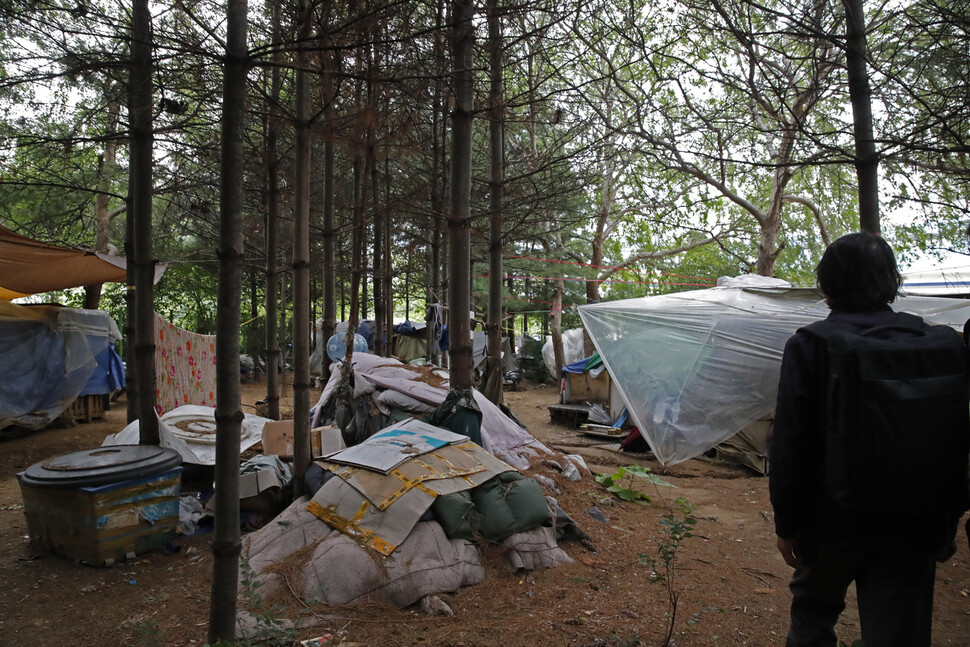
769, 232, 959, 647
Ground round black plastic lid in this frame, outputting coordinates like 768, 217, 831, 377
18, 445, 182, 488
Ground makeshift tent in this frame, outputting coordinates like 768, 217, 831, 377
391, 320, 430, 362
240, 417, 572, 615
0, 301, 122, 431
558, 353, 625, 424
310, 352, 551, 470
901, 265, 970, 297
578, 274, 970, 467
541, 328, 587, 377
0, 224, 165, 300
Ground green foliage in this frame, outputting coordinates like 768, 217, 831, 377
637, 496, 699, 647
154, 263, 219, 335
594, 465, 673, 505
228, 559, 298, 647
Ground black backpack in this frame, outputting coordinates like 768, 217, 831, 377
800, 312, 970, 517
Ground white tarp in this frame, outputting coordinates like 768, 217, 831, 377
578, 276, 970, 467
103, 404, 268, 464
901, 265, 970, 297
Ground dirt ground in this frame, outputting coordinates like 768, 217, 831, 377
0, 376, 968, 647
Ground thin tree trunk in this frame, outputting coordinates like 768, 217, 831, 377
505, 275, 514, 341
291, 0, 313, 495
129, 0, 158, 443
85, 104, 119, 310
208, 0, 248, 641
843, 0, 880, 233
264, 0, 282, 419
346, 66, 369, 365
322, 118, 336, 373
550, 274, 565, 380
371, 96, 384, 355
448, 0, 475, 388
383, 159, 393, 356
321, 4, 337, 380
482, 0, 505, 404
124, 203, 137, 424
248, 273, 259, 359
426, 0, 447, 367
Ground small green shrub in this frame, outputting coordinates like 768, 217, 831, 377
594, 464, 674, 504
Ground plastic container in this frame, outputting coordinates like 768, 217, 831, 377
18, 445, 182, 566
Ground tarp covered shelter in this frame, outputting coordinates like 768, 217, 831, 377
578, 275, 970, 467
0, 301, 122, 430
310, 352, 551, 470
0, 224, 164, 300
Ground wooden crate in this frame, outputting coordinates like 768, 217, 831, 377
64, 394, 106, 423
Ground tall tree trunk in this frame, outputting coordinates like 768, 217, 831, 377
505, 275, 514, 341
346, 64, 369, 365
756, 129, 796, 276
482, 0, 505, 404
370, 37, 384, 356
448, 0, 475, 388
85, 103, 120, 310
264, 0, 282, 420
383, 159, 393, 356
322, 118, 336, 373
208, 0, 248, 642
129, 0, 158, 443
843, 0, 880, 234
321, 5, 337, 380
426, 0, 447, 367
541, 236, 566, 378
549, 267, 565, 380
247, 273, 259, 359
291, 0, 313, 495
124, 205, 137, 424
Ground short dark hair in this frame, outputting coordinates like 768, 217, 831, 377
815, 232, 902, 311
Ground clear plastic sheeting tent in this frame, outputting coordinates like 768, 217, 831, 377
578, 275, 970, 467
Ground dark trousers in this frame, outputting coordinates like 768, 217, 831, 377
786, 532, 937, 647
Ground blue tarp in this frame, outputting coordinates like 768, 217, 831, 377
561, 353, 603, 375
0, 302, 121, 431
79, 345, 126, 396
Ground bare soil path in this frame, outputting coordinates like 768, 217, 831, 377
0, 377, 967, 646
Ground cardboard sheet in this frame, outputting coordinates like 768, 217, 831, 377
308, 434, 514, 555
323, 418, 468, 473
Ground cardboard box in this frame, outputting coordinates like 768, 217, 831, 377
206, 467, 286, 515
316, 425, 345, 456
261, 420, 322, 458
238, 468, 285, 515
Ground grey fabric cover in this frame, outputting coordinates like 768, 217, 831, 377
241, 497, 485, 608
499, 525, 574, 570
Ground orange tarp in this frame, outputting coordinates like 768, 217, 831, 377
0, 225, 155, 300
